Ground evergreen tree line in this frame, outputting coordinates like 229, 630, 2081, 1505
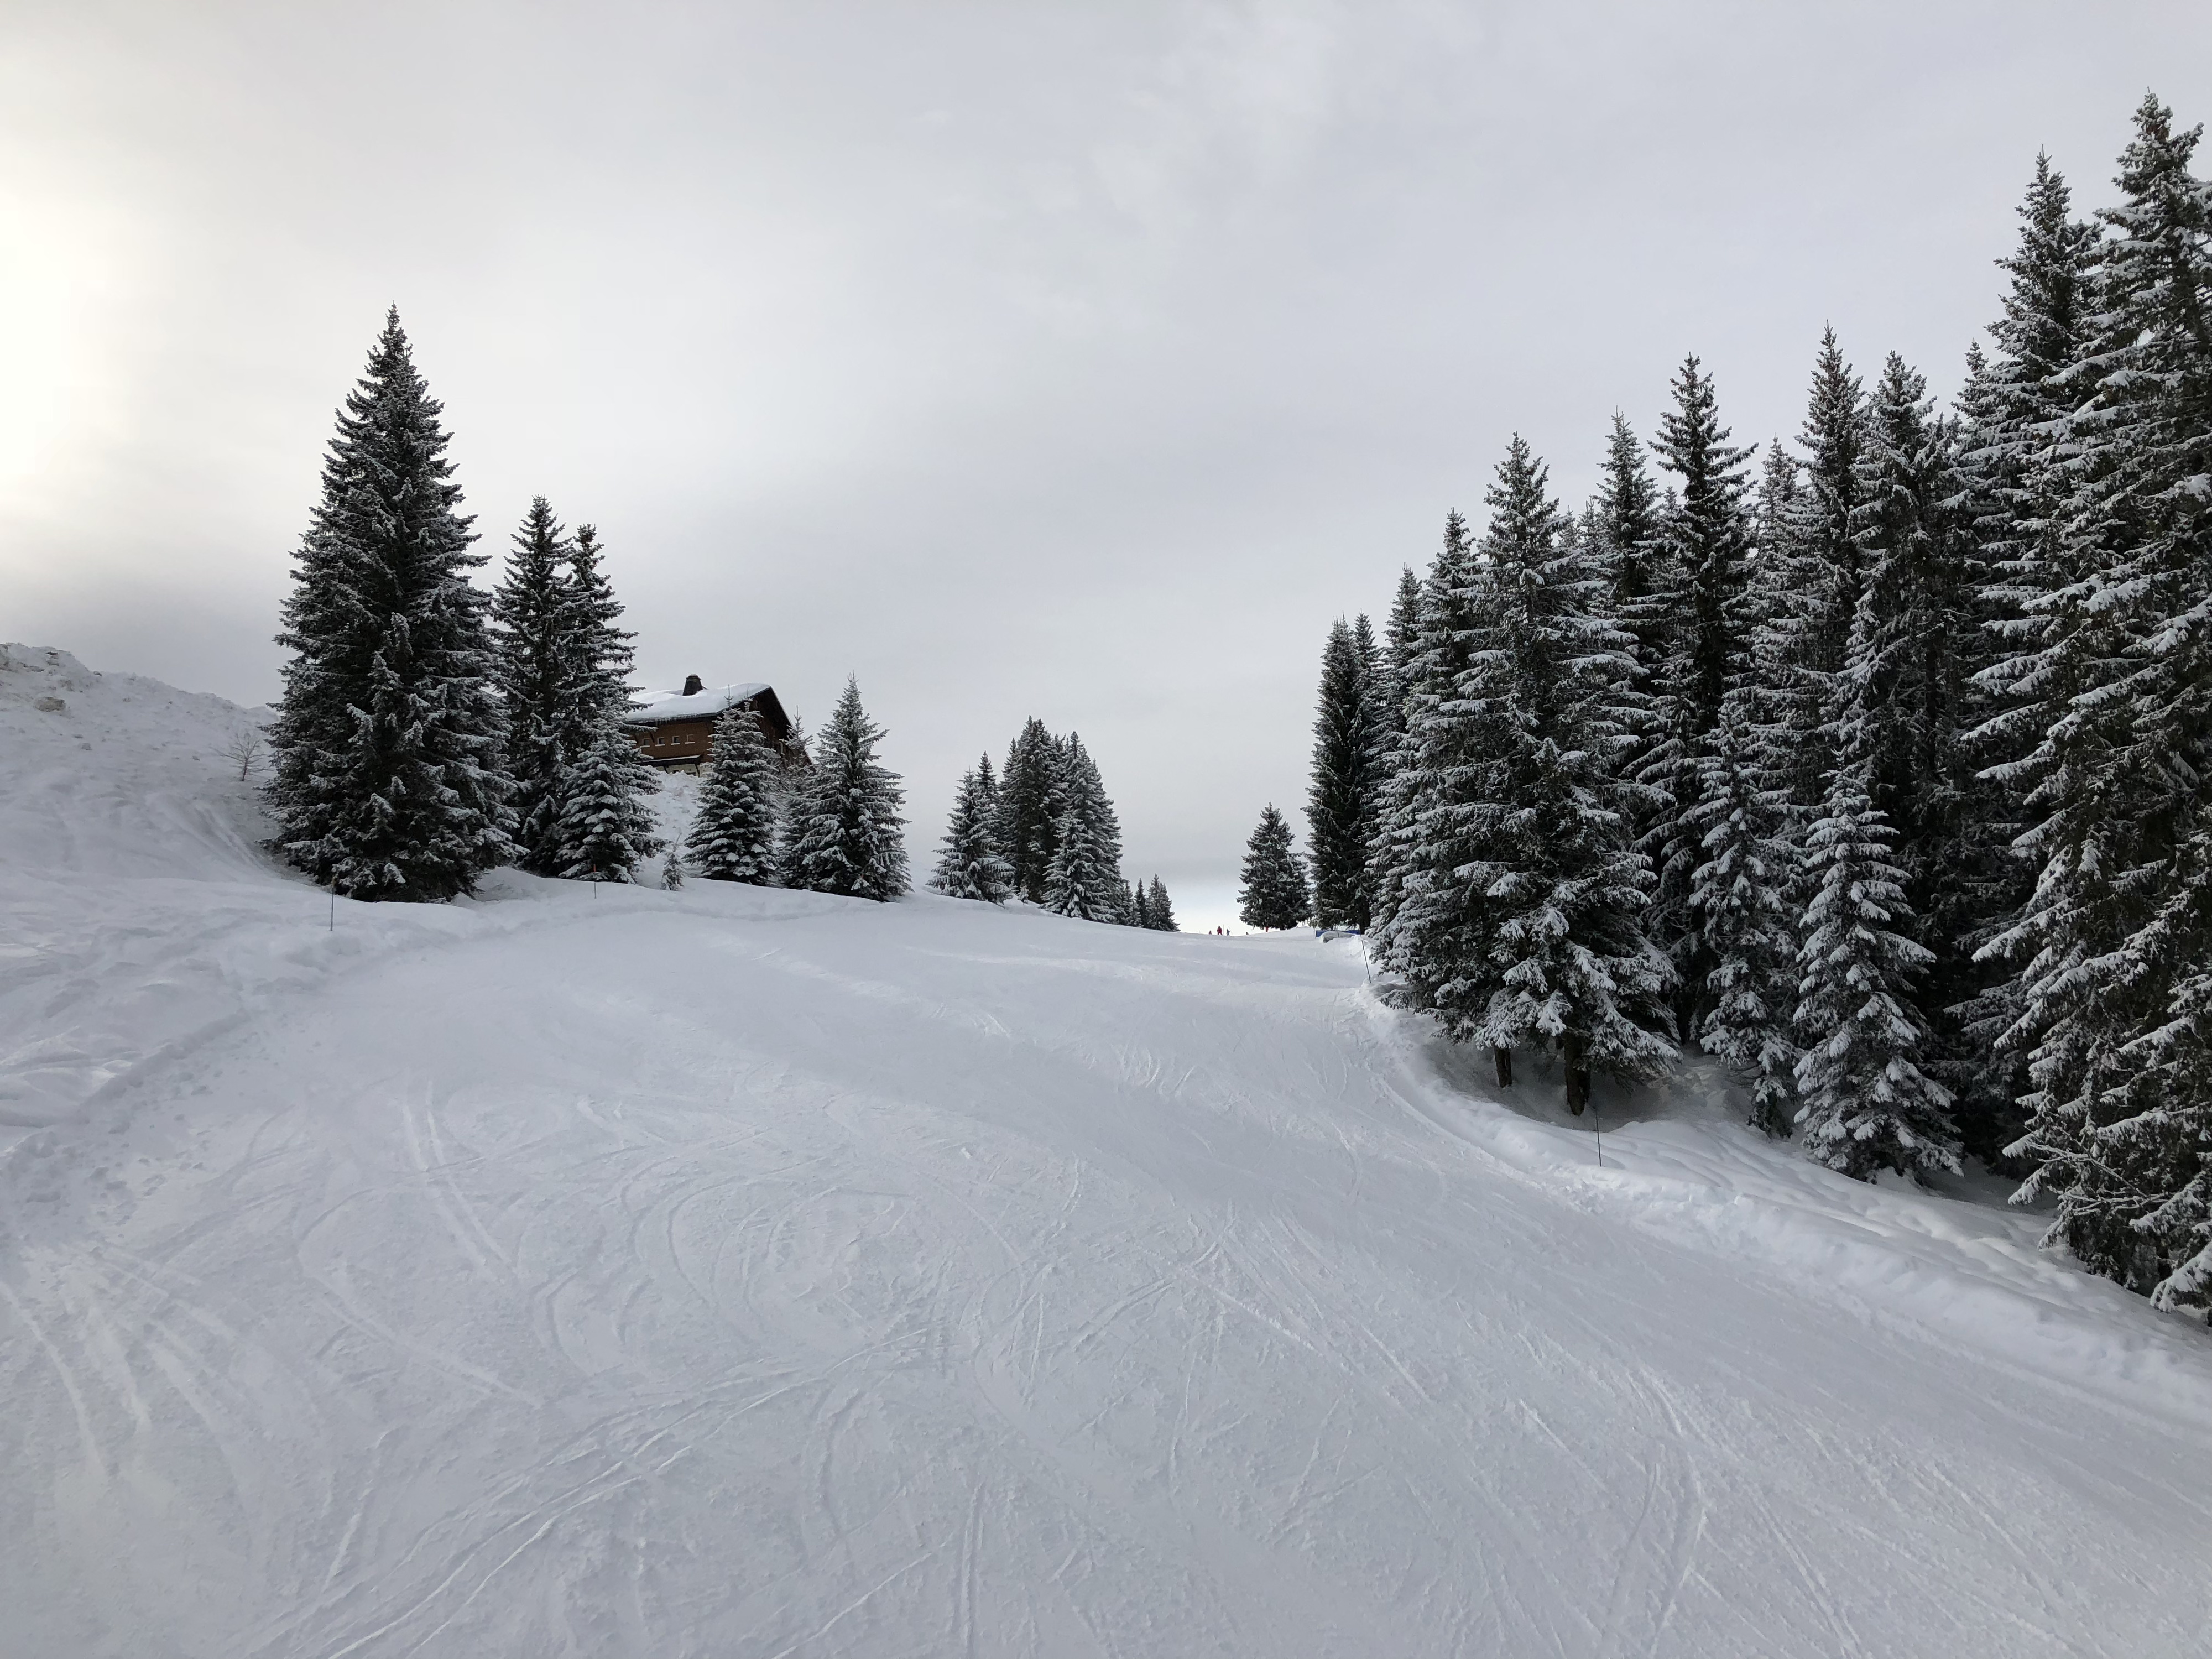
268, 307, 912, 907
930, 718, 1176, 930
1304, 95, 2212, 1317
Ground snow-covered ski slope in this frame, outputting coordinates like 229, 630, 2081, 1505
3, 644, 2208, 1659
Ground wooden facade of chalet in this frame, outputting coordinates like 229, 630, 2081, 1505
624, 676, 801, 772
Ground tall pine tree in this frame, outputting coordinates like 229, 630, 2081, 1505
491, 497, 573, 872
1379, 566, 1422, 742
686, 705, 782, 884
541, 523, 661, 882
1844, 353, 1999, 1127
932, 754, 1014, 902
1238, 806, 1310, 931
1767, 330, 1871, 820
1459, 436, 1672, 1108
1999, 96, 2212, 1309
1370, 510, 1488, 1005
1308, 618, 1379, 928
1793, 738, 1961, 1181
268, 309, 512, 900
1042, 735, 1124, 922
996, 718, 1063, 902
551, 722, 663, 882
781, 677, 910, 901
1688, 690, 1799, 1134
1590, 413, 1668, 698
1955, 157, 2100, 1149
1641, 357, 1759, 1030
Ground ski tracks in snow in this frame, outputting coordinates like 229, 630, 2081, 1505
2, 884, 2209, 1656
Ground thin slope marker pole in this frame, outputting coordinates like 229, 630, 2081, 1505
1594, 1091, 1602, 1168
330, 886, 335, 932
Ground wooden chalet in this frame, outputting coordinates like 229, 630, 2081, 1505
624, 675, 802, 772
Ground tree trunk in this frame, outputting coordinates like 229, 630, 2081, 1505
1564, 1033, 1590, 1117
1493, 1046, 1514, 1088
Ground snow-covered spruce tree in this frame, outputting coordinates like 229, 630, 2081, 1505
1766, 330, 1871, 820
1961, 152, 2102, 613
491, 496, 574, 872
1368, 511, 1486, 999
1308, 618, 1380, 928
1792, 726, 1961, 1180
996, 717, 1064, 902
1362, 564, 1427, 937
1130, 878, 1155, 929
561, 525, 644, 738
1746, 440, 1801, 678
1238, 805, 1310, 931
1145, 875, 1177, 932
1755, 439, 1801, 557
1640, 357, 1759, 1026
1379, 565, 1422, 743
1688, 690, 1799, 1135
781, 677, 910, 901
1954, 156, 2100, 1139
686, 704, 782, 884
1996, 96, 2212, 1310
1845, 352, 2006, 1131
971, 747, 1000, 826
551, 720, 663, 882
2132, 902, 2212, 1314
267, 307, 512, 900
1586, 415, 1675, 883
1459, 436, 1673, 1112
931, 754, 1014, 901
1349, 612, 1392, 901
538, 523, 661, 881
1589, 413, 1670, 706
1042, 734, 1124, 921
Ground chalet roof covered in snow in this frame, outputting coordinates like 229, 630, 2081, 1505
624, 681, 771, 726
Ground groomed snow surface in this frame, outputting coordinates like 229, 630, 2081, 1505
2, 643, 2208, 1659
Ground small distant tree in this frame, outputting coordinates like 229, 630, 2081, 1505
687, 705, 782, 884
932, 754, 1014, 901
781, 677, 910, 901
221, 729, 265, 782
1238, 806, 1310, 930
1308, 618, 1382, 927
1145, 875, 1178, 932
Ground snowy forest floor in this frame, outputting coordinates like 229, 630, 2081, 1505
3, 643, 2209, 1659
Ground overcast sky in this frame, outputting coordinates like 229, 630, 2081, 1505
5, 2, 2206, 925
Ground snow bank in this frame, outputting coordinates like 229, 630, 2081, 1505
2, 649, 2206, 1658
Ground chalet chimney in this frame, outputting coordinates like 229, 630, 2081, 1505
681, 674, 704, 696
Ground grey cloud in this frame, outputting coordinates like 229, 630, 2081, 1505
3, 1, 2204, 924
